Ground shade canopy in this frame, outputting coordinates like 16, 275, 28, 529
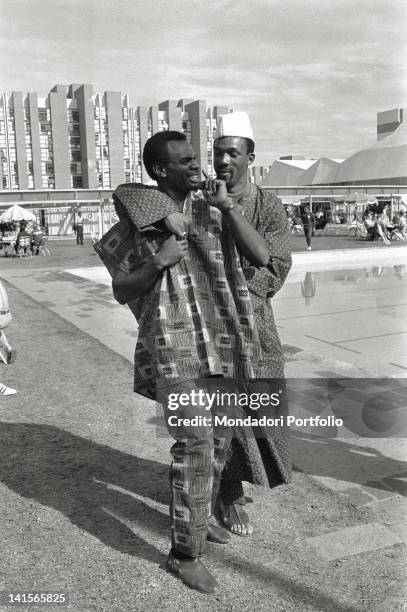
345, 192, 378, 204
0, 203, 36, 223
281, 196, 303, 205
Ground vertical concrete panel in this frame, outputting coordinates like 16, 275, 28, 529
49, 86, 71, 188
159, 100, 182, 131
138, 106, 149, 182
150, 106, 159, 135
185, 100, 207, 173
177, 99, 194, 111
105, 91, 124, 188
213, 106, 230, 123
12, 92, 28, 189
75, 85, 97, 188
28, 93, 42, 189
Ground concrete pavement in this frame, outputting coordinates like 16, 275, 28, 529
0, 243, 406, 610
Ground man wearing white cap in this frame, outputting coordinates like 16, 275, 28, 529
96, 124, 291, 593
212, 111, 292, 537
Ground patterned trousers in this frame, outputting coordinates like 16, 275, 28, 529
162, 385, 233, 557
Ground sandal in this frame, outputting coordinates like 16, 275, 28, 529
218, 497, 253, 537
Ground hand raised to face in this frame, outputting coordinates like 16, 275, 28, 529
201, 171, 232, 213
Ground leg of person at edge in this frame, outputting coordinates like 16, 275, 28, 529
0, 279, 17, 394
95, 112, 292, 593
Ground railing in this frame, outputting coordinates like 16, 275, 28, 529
1, 185, 406, 237
260, 185, 407, 198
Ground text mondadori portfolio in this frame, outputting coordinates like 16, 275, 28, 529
167, 415, 343, 427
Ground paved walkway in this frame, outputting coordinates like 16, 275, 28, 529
0, 242, 406, 610
2, 245, 406, 510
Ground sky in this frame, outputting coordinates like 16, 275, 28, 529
1, 0, 406, 166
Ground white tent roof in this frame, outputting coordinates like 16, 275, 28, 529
297, 157, 341, 185
326, 144, 407, 183
323, 121, 407, 184
278, 159, 316, 170
262, 160, 314, 186
0, 203, 36, 223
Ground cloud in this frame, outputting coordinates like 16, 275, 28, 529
1, 0, 406, 164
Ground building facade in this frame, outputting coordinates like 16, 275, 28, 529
377, 107, 405, 141
0, 84, 231, 190
248, 165, 271, 184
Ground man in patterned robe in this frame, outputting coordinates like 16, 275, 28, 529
95, 126, 290, 594
211, 112, 292, 536
131, 113, 293, 538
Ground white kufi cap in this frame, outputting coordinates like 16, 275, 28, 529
215, 111, 254, 142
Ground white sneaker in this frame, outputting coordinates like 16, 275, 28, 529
0, 383, 16, 395
307, 246, 312, 251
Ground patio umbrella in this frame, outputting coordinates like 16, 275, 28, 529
0, 203, 36, 223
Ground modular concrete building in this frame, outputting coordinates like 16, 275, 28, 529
0, 84, 231, 191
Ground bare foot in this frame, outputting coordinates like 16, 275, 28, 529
219, 498, 253, 536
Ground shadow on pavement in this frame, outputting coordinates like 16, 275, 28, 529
0, 422, 170, 564
292, 431, 407, 495
0, 422, 396, 610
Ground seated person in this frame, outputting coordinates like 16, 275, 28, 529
314, 208, 327, 230
377, 209, 391, 237
14, 223, 32, 254
364, 212, 389, 244
390, 210, 407, 240
399, 211, 407, 237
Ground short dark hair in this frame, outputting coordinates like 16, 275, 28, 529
143, 131, 187, 180
245, 138, 255, 154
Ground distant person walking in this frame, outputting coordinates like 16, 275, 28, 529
31, 223, 44, 255
74, 211, 84, 246
301, 205, 315, 250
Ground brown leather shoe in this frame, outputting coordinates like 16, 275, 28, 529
206, 521, 231, 544
166, 550, 219, 594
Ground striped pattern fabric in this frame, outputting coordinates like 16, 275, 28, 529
95, 184, 266, 399
95, 184, 293, 489
220, 184, 293, 489
94, 183, 293, 554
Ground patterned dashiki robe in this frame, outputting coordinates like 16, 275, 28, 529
220, 183, 293, 486
94, 183, 292, 488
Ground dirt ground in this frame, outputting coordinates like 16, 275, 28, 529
0, 252, 406, 611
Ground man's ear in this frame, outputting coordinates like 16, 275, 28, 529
248, 153, 255, 165
152, 161, 166, 178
